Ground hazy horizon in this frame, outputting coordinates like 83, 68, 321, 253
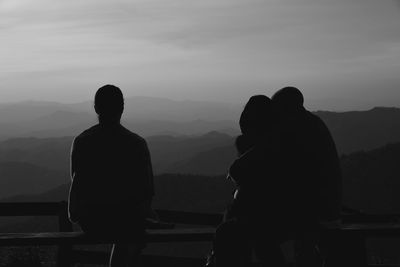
0, 94, 398, 113
1, 0, 400, 110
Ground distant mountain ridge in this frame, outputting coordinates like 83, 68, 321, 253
1, 174, 235, 213
0, 97, 399, 153
2, 143, 400, 260
2, 97, 399, 146
342, 142, 400, 214
1, 105, 400, 177
162, 107, 400, 176
316, 107, 400, 154
166, 145, 236, 176
0, 132, 234, 175
0, 97, 242, 139
4, 140, 400, 215
147, 131, 234, 173
0, 104, 400, 200
0, 136, 73, 172
0, 162, 68, 198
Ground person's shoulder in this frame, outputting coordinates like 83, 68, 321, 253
73, 124, 101, 144
303, 110, 335, 143
304, 110, 321, 121
119, 125, 147, 144
304, 110, 328, 129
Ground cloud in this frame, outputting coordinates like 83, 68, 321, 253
0, 0, 399, 106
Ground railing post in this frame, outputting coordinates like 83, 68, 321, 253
57, 201, 73, 267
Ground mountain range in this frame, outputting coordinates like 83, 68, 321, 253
2, 142, 400, 263
0, 97, 241, 139
4, 141, 400, 215
1, 97, 399, 154
0, 100, 400, 264
0, 162, 67, 198
1, 101, 400, 202
315, 107, 400, 154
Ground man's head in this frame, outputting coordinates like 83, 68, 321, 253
272, 86, 305, 114
94, 84, 124, 123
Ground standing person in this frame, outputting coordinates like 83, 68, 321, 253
68, 85, 155, 267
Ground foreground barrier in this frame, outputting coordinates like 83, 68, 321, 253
0, 202, 399, 267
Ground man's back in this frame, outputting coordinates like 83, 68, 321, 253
278, 109, 342, 225
302, 111, 342, 222
68, 85, 154, 265
68, 123, 154, 225
272, 87, 342, 224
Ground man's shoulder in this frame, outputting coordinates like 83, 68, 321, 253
304, 110, 328, 129
119, 125, 146, 143
303, 110, 336, 146
73, 124, 147, 147
74, 125, 101, 142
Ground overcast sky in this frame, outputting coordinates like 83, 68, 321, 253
0, 0, 399, 110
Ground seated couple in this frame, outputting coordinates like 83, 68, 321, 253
215, 89, 341, 267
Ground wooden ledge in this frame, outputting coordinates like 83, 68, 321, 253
0, 228, 216, 246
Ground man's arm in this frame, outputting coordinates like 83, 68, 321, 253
68, 137, 80, 223
141, 139, 157, 219
228, 146, 263, 187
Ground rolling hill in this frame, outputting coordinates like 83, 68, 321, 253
0, 132, 234, 175
1, 98, 400, 155
342, 142, 400, 214
147, 131, 234, 173
4, 141, 400, 216
166, 145, 236, 176
0, 97, 241, 139
0, 162, 68, 198
316, 107, 400, 154
0, 137, 73, 172
4, 141, 400, 215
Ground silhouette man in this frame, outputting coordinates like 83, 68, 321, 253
271, 86, 342, 225
68, 85, 155, 267
272, 86, 342, 266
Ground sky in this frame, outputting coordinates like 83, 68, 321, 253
0, 0, 399, 110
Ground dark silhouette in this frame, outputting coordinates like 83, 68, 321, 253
215, 88, 342, 267
271, 86, 342, 224
221, 134, 254, 222
68, 85, 155, 267
215, 95, 288, 267
234, 134, 253, 156
271, 86, 342, 266
239, 94, 272, 138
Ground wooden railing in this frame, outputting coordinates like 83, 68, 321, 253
0, 202, 73, 266
0, 202, 219, 267
0, 202, 400, 266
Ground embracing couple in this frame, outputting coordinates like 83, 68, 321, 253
213, 87, 342, 267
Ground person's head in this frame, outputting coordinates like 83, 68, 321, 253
239, 95, 275, 137
271, 86, 305, 115
94, 84, 124, 124
235, 134, 253, 156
